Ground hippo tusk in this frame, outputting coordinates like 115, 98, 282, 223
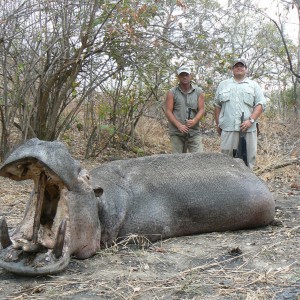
32, 171, 46, 244
0, 217, 12, 249
53, 220, 67, 258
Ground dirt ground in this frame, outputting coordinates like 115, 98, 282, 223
0, 123, 300, 299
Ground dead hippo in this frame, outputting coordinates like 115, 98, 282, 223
0, 138, 275, 276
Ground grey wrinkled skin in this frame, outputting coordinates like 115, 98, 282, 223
91, 152, 275, 245
1, 138, 81, 190
0, 138, 275, 276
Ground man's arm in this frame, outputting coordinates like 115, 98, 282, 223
165, 91, 189, 134
251, 104, 263, 120
214, 105, 222, 136
213, 84, 223, 136
240, 104, 263, 132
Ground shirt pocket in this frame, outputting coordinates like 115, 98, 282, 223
242, 87, 255, 107
218, 89, 231, 103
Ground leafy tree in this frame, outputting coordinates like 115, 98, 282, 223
0, 0, 161, 157
0, 0, 299, 159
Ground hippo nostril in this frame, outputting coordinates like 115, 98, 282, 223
94, 188, 103, 197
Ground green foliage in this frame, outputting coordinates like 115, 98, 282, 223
99, 124, 115, 136
76, 123, 83, 131
131, 146, 145, 156
97, 102, 112, 121
284, 86, 298, 107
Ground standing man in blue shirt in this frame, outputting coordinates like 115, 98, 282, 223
166, 65, 205, 153
214, 58, 266, 169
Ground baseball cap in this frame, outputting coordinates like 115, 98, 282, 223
177, 65, 191, 75
233, 58, 247, 67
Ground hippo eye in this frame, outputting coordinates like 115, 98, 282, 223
94, 188, 103, 197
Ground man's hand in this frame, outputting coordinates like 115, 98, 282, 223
240, 120, 253, 132
178, 123, 189, 134
186, 119, 195, 128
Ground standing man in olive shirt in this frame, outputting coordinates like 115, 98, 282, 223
214, 58, 266, 169
165, 65, 205, 153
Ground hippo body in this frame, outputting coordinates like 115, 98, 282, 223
91, 153, 274, 245
0, 138, 275, 275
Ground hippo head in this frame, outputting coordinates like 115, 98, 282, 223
0, 138, 101, 275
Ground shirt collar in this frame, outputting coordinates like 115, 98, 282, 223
177, 83, 197, 93
231, 77, 250, 84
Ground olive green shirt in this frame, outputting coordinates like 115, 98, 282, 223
168, 84, 203, 137
214, 77, 266, 132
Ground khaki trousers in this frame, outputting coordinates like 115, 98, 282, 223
220, 131, 257, 169
170, 135, 203, 153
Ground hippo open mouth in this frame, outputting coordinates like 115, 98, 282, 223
0, 139, 101, 275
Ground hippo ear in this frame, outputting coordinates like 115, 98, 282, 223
94, 188, 103, 198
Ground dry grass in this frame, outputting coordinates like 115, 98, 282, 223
4, 226, 299, 299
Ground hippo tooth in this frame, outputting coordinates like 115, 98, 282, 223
0, 217, 13, 249
32, 172, 47, 244
53, 220, 67, 258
